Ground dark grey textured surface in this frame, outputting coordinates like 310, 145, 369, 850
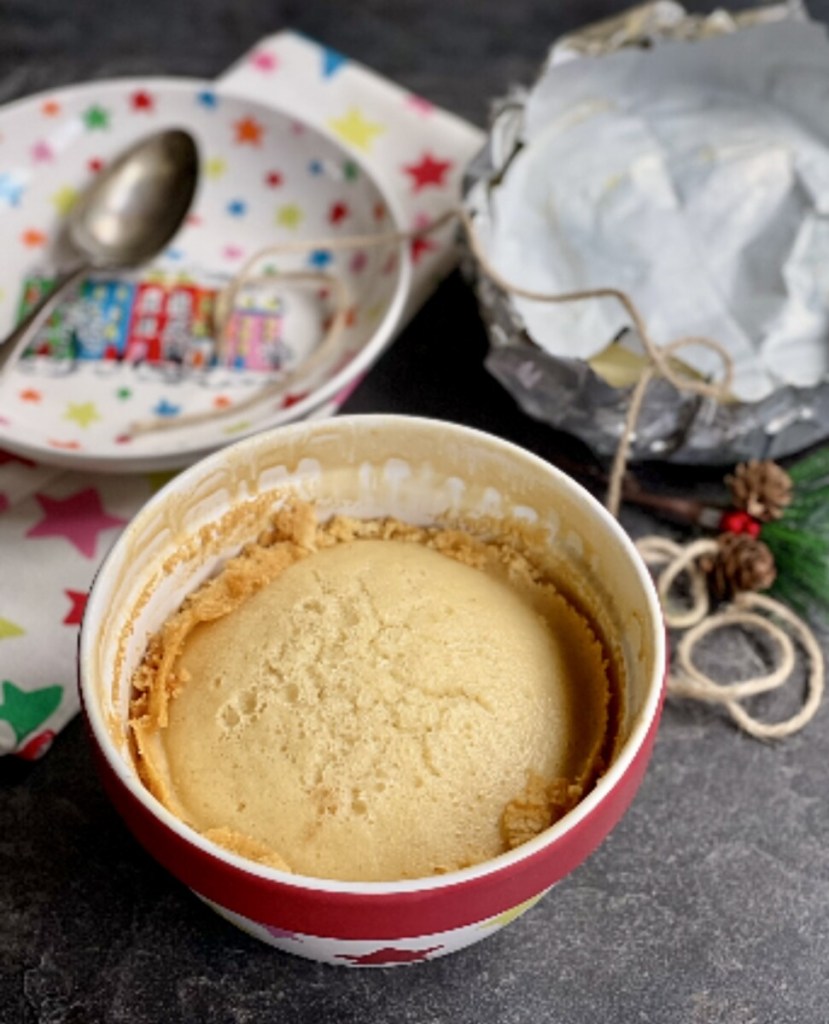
2, 2, 829, 1022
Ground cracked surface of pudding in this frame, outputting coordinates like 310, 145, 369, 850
129, 499, 615, 882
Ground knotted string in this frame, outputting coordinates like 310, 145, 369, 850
133, 205, 824, 737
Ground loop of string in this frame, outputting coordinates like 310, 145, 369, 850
636, 538, 824, 739
130, 203, 823, 738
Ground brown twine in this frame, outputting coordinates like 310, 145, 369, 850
130, 205, 823, 738
637, 537, 824, 739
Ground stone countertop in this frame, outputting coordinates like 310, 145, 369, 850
2, 2, 829, 1021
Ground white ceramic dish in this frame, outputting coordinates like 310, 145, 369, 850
0, 78, 410, 471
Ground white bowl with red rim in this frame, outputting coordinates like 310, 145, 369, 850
78, 414, 666, 966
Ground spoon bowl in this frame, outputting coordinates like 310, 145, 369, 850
0, 128, 199, 375
66, 129, 199, 267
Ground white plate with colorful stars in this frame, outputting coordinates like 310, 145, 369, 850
0, 78, 410, 472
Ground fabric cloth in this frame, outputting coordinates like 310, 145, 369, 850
0, 31, 484, 758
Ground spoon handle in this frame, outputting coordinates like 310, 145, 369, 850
0, 265, 88, 378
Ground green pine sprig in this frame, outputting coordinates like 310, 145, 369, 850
761, 447, 829, 621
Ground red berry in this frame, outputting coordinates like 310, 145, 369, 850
719, 509, 761, 538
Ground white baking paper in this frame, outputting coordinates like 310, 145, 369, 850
486, 16, 829, 401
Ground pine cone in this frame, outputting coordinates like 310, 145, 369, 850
704, 533, 777, 600
726, 459, 792, 522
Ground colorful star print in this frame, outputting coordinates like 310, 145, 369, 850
250, 50, 278, 72
329, 201, 349, 225
223, 419, 252, 435
276, 203, 303, 229
83, 105, 110, 130
62, 590, 88, 626
227, 199, 247, 217
197, 90, 218, 109
366, 300, 386, 323
329, 108, 385, 152
404, 152, 453, 191
410, 213, 438, 264
222, 244, 245, 261
411, 233, 437, 264
308, 249, 333, 269
336, 945, 443, 965
87, 157, 104, 174
342, 159, 360, 182
21, 229, 46, 248
64, 401, 101, 428
350, 251, 368, 274
0, 618, 24, 640
321, 46, 347, 78
116, 387, 132, 401
204, 157, 227, 179
19, 389, 41, 403
153, 398, 181, 417
265, 171, 283, 188
41, 99, 61, 117
0, 681, 62, 744
0, 173, 24, 207
309, 159, 325, 176
281, 391, 309, 409
51, 186, 79, 216
234, 117, 263, 145
17, 729, 56, 761
407, 94, 435, 116
130, 90, 154, 112
26, 488, 126, 558
31, 140, 54, 163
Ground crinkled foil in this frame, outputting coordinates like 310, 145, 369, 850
463, 0, 829, 464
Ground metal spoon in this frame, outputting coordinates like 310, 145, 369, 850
0, 128, 199, 377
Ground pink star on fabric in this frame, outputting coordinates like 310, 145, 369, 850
26, 488, 127, 559
407, 94, 435, 116
250, 50, 279, 72
31, 140, 54, 163
222, 244, 245, 261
